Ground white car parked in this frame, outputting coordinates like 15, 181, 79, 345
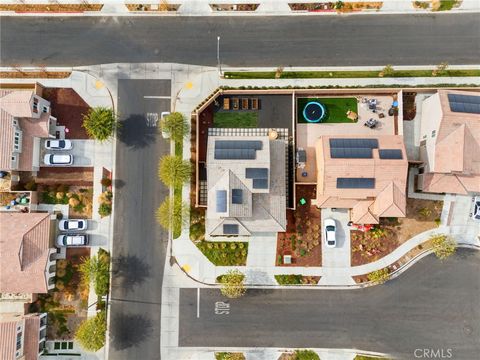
160, 111, 171, 139
44, 139, 72, 150
58, 219, 88, 231
43, 154, 73, 166
324, 218, 337, 248
56, 234, 89, 247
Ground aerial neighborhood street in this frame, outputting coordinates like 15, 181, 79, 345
0, 2, 479, 360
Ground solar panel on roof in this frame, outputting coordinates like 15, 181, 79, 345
329, 138, 378, 149
252, 179, 269, 189
448, 93, 480, 114
214, 148, 256, 160
245, 168, 269, 179
336, 178, 375, 189
215, 140, 263, 150
223, 224, 239, 235
330, 147, 373, 159
379, 149, 403, 159
216, 190, 227, 212
231, 189, 243, 204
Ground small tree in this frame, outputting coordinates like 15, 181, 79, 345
379, 64, 395, 77
78, 253, 110, 296
432, 62, 449, 76
82, 107, 118, 141
294, 350, 320, 360
334, 0, 344, 9
431, 234, 456, 260
160, 112, 189, 142
158, 155, 191, 187
75, 311, 107, 351
219, 269, 246, 299
367, 268, 390, 284
156, 196, 189, 234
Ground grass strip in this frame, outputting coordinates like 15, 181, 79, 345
213, 111, 258, 128
173, 140, 183, 239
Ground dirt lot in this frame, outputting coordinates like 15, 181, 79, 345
276, 185, 322, 267
351, 198, 442, 266
42, 88, 90, 139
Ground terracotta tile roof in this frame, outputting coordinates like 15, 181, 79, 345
0, 213, 52, 294
0, 319, 17, 360
0, 106, 15, 170
0, 90, 33, 118
24, 316, 41, 360
314, 135, 408, 224
422, 173, 470, 195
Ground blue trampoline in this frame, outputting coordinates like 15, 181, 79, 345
303, 101, 327, 123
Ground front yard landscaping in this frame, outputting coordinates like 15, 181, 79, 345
213, 111, 258, 128
297, 97, 358, 123
275, 274, 320, 285
40, 184, 93, 218
276, 185, 322, 266
279, 350, 320, 360
215, 352, 246, 360
351, 198, 443, 266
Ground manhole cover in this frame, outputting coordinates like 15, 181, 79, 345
463, 324, 473, 335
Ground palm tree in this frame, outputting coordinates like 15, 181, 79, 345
82, 107, 118, 141
156, 196, 189, 235
160, 112, 189, 142
158, 155, 191, 187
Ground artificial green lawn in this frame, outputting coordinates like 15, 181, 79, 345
196, 241, 248, 266
297, 97, 358, 123
435, 0, 459, 11
213, 111, 258, 128
224, 69, 480, 79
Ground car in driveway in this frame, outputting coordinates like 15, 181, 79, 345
56, 234, 89, 247
44, 139, 73, 150
43, 154, 73, 166
58, 219, 88, 231
160, 111, 171, 138
472, 196, 480, 221
324, 218, 337, 248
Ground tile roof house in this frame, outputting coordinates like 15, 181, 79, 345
0, 90, 56, 172
206, 136, 287, 237
0, 313, 47, 360
418, 90, 480, 195
312, 135, 408, 224
0, 213, 57, 295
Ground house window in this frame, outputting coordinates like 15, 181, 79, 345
431, 130, 436, 138
11, 156, 16, 161
16, 332, 22, 350
32, 98, 39, 112
13, 119, 18, 126
422, 134, 427, 139
42, 105, 49, 113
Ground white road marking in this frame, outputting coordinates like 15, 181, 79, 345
144, 95, 171, 99
146, 112, 159, 127
197, 288, 200, 318
215, 301, 230, 315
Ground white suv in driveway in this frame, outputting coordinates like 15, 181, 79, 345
44, 154, 73, 166
45, 139, 73, 150
324, 218, 337, 248
56, 234, 89, 247
59, 219, 88, 231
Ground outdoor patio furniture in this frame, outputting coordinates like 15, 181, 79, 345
368, 99, 377, 110
364, 118, 378, 128
378, 113, 385, 118
223, 98, 230, 110
241, 98, 249, 110
232, 98, 239, 110
268, 129, 279, 140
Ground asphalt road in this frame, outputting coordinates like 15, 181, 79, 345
1, 14, 479, 67
179, 249, 480, 359
109, 79, 171, 360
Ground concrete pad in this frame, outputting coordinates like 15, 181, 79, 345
40, 139, 95, 167
321, 208, 351, 268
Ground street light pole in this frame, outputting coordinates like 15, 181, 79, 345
217, 36, 222, 77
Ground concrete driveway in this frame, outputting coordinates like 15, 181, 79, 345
321, 208, 351, 268
41, 139, 95, 167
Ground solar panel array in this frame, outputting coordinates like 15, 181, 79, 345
329, 138, 378, 159
223, 224, 239, 235
214, 148, 256, 160
231, 189, 243, 204
379, 149, 403, 160
336, 178, 375, 189
448, 93, 480, 114
214, 140, 263, 160
330, 138, 379, 149
330, 147, 372, 159
252, 179, 269, 189
216, 190, 227, 212
245, 168, 269, 179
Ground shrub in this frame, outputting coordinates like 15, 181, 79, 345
219, 270, 246, 299
160, 112, 189, 142
82, 107, 118, 141
98, 203, 112, 217
275, 274, 303, 285
75, 311, 107, 351
215, 352, 246, 360
367, 268, 390, 284
294, 350, 320, 360
155, 196, 189, 234
24, 179, 37, 191
78, 252, 110, 296
100, 177, 112, 187
431, 234, 456, 259
158, 155, 191, 187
